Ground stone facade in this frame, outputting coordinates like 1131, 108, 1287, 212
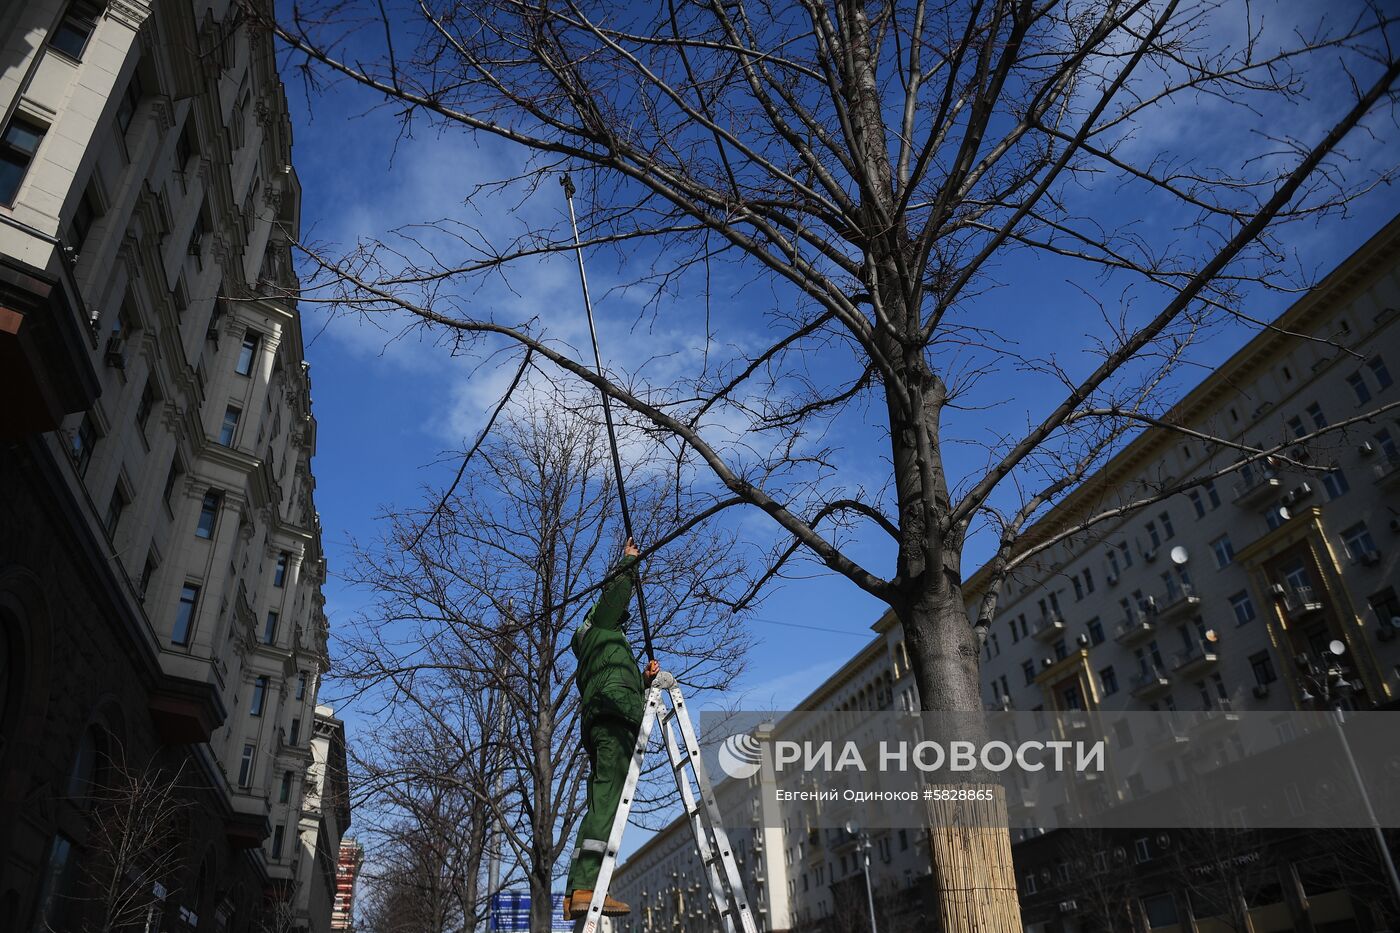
0, 0, 346, 930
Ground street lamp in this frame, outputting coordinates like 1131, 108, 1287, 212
1293, 640, 1400, 911
844, 821, 879, 933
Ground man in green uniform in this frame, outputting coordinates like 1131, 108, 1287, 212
564, 537, 660, 920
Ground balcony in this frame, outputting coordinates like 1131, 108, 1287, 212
1115, 615, 1156, 646
1148, 720, 1191, 751
1156, 586, 1201, 624
1372, 453, 1400, 488
1032, 613, 1067, 642
1233, 468, 1281, 506
1171, 640, 1220, 678
1130, 666, 1172, 700
1189, 699, 1239, 732
1279, 584, 1324, 621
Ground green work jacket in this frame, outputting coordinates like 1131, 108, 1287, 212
571, 554, 644, 729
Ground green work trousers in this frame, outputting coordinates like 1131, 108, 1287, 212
566, 716, 638, 892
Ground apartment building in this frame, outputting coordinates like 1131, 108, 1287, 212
0, 0, 345, 929
608, 217, 1400, 932
330, 839, 363, 932
970, 214, 1400, 721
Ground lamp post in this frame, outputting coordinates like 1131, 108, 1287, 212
845, 822, 879, 933
1294, 640, 1400, 913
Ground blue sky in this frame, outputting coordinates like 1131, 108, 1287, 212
277, 0, 1400, 879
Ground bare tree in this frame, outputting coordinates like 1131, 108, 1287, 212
258, 0, 1400, 923
66, 746, 192, 933
340, 400, 749, 930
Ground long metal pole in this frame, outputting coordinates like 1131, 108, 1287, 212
1333, 708, 1400, 908
861, 834, 879, 933
560, 173, 655, 662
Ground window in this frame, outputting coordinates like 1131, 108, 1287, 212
139, 550, 158, 599
1146, 520, 1161, 549
71, 413, 99, 475
1100, 666, 1118, 696
1072, 576, 1083, 601
1188, 489, 1206, 518
1321, 467, 1349, 500
1142, 893, 1179, 927
70, 185, 100, 253
1159, 511, 1175, 539
0, 115, 46, 205
1341, 522, 1376, 562
1086, 617, 1104, 645
1083, 567, 1094, 594
50, 0, 102, 59
175, 121, 197, 175
1106, 548, 1120, 576
163, 457, 183, 506
1053, 638, 1067, 661
250, 676, 268, 716
1370, 356, 1393, 390
262, 611, 279, 645
1204, 480, 1220, 509
1134, 837, 1152, 863
1287, 415, 1306, 438
274, 552, 290, 588
104, 485, 127, 535
1022, 873, 1038, 895
1376, 428, 1398, 460
280, 770, 293, 803
295, 671, 307, 700
115, 72, 143, 136
196, 490, 221, 538
1349, 371, 1373, 405
1368, 588, 1400, 628
1211, 534, 1234, 569
135, 379, 157, 436
1306, 402, 1327, 430
272, 824, 285, 859
219, 405, 241, 446
238, 743, 256, 787
173, 584, 200, 645
289, 717, 301, 745
189, 202, 209, 258
32, 833, 78, 931
236, 331, 260, 376
1022, 660, 1036, 686
1118, 541, 1133, 568
1250, 651, 1276, 686
1229, 591, 1256, 626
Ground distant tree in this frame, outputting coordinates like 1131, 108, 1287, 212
340, 399, 750, 930
261, 0, 1400, 923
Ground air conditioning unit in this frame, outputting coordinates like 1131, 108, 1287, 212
104, 332, 127, 370
1359, 440, 1376, 457
1270, 582, 1287, 598
1041, 657, 1055, 670
1076, 633, 1091, 648
1143, 548, 1158, 563
1293, 482, 1313, 499
1141, 595, 1158, 612
1252, 683, 1270, 699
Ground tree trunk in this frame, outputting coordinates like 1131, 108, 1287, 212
885, 352, 1024, 931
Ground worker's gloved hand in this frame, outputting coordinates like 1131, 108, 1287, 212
643, 659, 661, 685
624, 537, 640, 558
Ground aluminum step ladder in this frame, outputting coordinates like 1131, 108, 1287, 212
574, 671, 759, 933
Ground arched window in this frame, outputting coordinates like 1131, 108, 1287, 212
65, 724, 110, 808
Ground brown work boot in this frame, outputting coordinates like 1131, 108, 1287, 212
565, 890, 631, 918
